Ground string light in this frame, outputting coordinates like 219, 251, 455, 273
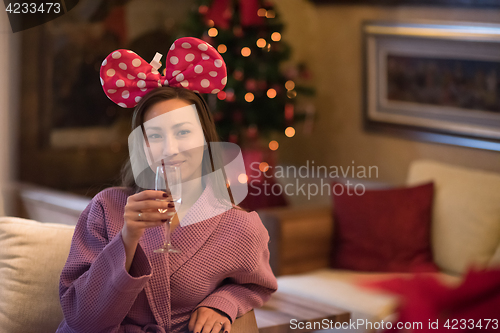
287, 90, 297, 99
285, 127, 295, 137
259, 162, 270, 172
285, 80, 295, 90
245, 92, 254, 102
257, 8, 267, 17
266, 10, 275, 18
217, 44, 227, 53
265, 44, 271, 52
208, 27, 218, 37
271, 32, 281, 42
207, 19, 215, 27
267, 88, 277, 98
241, 47, 251, 57
269, 140, 279, 151
256, 38, 267, 48
238, 174, 248, 184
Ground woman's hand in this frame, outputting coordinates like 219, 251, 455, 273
122, 190, 175, 271
188, 306, 231, 333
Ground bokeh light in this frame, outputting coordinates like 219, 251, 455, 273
285, 80, 295, 90
217, 91, 226, 100
287, 90, 297, 99
271, 32, 281, 42
259, 162, 270, 172
208, 27, 218, 37
238, 173, 248, 184
217, 44, 227, 53
256, 38, 267, 48
269, 140, 279, 150
285, 127, 296, 137
241, 47, 251, 57
267, 88, 277, 98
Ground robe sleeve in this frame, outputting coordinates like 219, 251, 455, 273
192, 211, 278, 324
58, 193, 152, 332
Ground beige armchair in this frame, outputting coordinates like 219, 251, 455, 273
0, 217, 258, 333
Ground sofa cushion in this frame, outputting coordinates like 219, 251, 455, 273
407, 160, 500, 276
0, 217, 75, 333
331, 182, 438, 273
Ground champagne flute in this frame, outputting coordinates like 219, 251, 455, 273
154, 164, 182, 254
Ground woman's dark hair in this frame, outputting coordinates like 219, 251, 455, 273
121, 86, 244, 210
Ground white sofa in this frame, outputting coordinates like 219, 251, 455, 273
258, 159, 500, 332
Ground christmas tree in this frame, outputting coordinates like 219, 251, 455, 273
182, 0, 315, 149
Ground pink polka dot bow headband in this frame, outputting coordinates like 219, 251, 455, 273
100, 37, 228, 108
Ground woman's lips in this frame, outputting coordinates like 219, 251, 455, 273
163, 161, 185, 166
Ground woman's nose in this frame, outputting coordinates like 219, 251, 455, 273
162, 137, 179, 156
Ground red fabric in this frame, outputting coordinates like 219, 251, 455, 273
359, 267, 500, 332
331, 182, 438, 273
206, 0, 263, 30
238, 0, 264, 27
206, 0, 231, 29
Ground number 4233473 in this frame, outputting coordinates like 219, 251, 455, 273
443, 319, 498, 330
5, 2, 61, 14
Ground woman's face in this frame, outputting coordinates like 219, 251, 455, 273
143, 99, 206, 183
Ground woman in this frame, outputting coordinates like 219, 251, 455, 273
57, 38, 278, 333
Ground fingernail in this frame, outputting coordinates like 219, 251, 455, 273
168, 203, 175, 208
163, 193, 168, 197
161, 219, 168, 222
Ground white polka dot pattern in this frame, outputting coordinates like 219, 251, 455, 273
100, 37, 227, 108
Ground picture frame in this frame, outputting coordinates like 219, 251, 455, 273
363, 21, 500, 151
18, 1, 180, 194
310, 0, 500, 7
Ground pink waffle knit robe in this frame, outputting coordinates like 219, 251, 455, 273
56, 185, 278, 333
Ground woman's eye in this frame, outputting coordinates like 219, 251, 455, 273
178, 130, 191, 136
148, 133, 162, 140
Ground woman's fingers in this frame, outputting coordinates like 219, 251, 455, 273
222, 320, 231, 333
188, 310, 198, 332
191, 307, 231, 333
124, 210, 174, 222
128, 190, 167, 202
208, 319, 228, 333
127, 199, 174, 212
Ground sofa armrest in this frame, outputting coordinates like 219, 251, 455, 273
257, 204, 333, 276
232, 310, 258, 333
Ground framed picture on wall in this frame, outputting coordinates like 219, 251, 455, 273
363, 21, 500, 151
311, 0, 500, 7
19, 0, 183, 194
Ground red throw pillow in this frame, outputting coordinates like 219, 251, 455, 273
331, 182, 439, 273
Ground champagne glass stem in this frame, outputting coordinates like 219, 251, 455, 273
164, 218, 172, 247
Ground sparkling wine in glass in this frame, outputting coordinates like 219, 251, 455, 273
154, 164, 182, 254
